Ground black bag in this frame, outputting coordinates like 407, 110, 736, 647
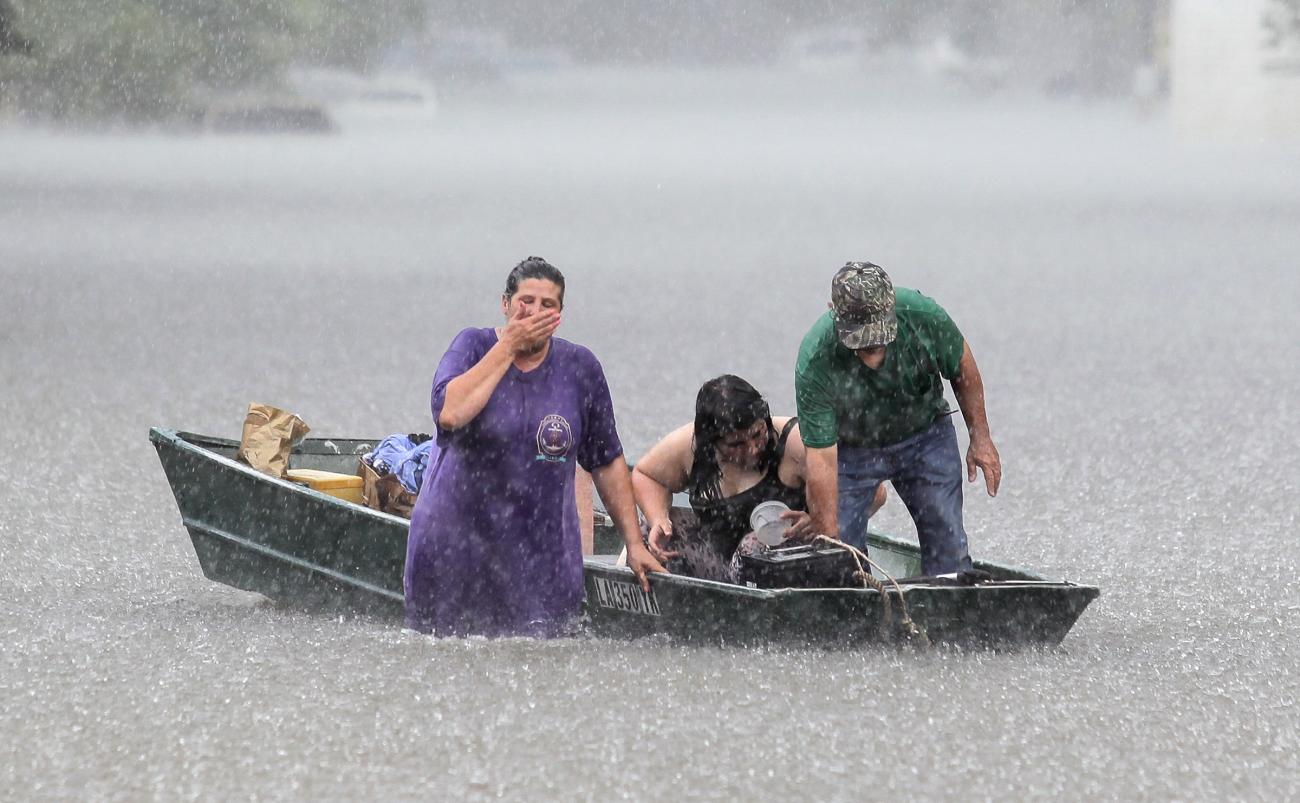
737, 544, 861, 589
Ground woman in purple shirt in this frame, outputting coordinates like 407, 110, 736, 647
404, 257, 664, 637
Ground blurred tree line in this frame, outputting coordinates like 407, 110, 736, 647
0, 0, 424, 123
426, 0, 1157, 66
0, 0, 1165, 124
426, 0, 940, 64
424, 0, 1160, 96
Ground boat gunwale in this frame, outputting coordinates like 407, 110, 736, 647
586, 560, 1099, 599
150, 427, 412, 526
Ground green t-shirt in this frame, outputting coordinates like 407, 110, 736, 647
795, 288, 965, 449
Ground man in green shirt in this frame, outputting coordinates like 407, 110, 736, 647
795, 262, 1001, 574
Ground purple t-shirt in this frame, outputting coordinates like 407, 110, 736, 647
404, 327, 623, 637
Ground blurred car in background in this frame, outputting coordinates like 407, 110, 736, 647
288, 67, 438, 126
783, 27, 870, 74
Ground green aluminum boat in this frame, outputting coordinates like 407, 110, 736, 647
150, 427, 1099, 647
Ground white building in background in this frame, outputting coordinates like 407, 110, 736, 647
1171, 0, 1300, 141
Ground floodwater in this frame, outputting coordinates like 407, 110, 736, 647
2, 68, 1298, 800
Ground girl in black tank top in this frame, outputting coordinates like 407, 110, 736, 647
687, 418, 806, 569
634, 376, 887, 583
633, 375, 821, 584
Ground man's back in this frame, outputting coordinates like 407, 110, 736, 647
795, 287, 964, 449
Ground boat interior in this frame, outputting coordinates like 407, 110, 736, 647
177, 431, 1045, 585
181, 431, 381, 474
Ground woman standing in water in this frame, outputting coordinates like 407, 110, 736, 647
404, 257, 663, 637
631, 375, 887, 583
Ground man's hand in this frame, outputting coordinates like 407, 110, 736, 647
779, 509, 817, 542
966, 432, 1001, 497
499, 305, 560, 356
625, 542, 667, 592
869, 483, 889, 516
646, 518, 680, 562
951, 341, 1000, 497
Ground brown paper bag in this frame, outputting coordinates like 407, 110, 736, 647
236, 403, 309, 478
359, 459, 419, 518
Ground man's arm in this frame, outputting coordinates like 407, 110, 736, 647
592, 456, 666, 591
804, 444, 839, 539
795, 360, 840, 540
950, 340, 1001, 496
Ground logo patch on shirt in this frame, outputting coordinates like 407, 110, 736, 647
535, 414, 573, 462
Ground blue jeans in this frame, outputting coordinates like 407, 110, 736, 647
837, 415, 973, 575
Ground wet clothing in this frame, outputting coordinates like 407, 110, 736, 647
663, 527, 769, 585
670, 419, 806, 583
794, 288, 972, 575
392, 439, 436, 494
795, 289, 964, 450
365, 433, 436, 494
404, 328, 623, 637
838, 416, 972, 574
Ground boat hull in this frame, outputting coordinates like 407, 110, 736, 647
581, 561, 1097, 647
152, 428, 406, 616
151, 428, 1098, 647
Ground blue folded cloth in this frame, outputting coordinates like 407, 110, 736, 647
365, 434, 437, 494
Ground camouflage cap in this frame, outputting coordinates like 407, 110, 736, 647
831, 261, 897, 349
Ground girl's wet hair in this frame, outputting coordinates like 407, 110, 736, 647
688, 375, 777, 503
504, 256, 565, 306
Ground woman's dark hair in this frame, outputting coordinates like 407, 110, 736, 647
688, 375, 777, 503
504, 256, 565, 306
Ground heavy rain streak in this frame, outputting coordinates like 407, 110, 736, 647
2, 0, 1298, 799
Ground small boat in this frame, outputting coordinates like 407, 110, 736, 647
150, 428, 1099, 647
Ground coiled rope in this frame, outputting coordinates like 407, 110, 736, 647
812, 535, 930, 647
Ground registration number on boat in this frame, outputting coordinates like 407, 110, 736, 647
592, 577, 661, 616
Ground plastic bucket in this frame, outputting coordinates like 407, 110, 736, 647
749, 500, 791, 546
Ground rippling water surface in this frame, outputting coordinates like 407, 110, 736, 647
2, 69, 1298, 800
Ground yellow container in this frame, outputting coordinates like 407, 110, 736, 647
285, 468, 365, 505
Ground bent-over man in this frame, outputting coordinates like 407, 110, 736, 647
795, 261, 1001, 575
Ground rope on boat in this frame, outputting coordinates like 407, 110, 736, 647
812, 535, 930, 647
